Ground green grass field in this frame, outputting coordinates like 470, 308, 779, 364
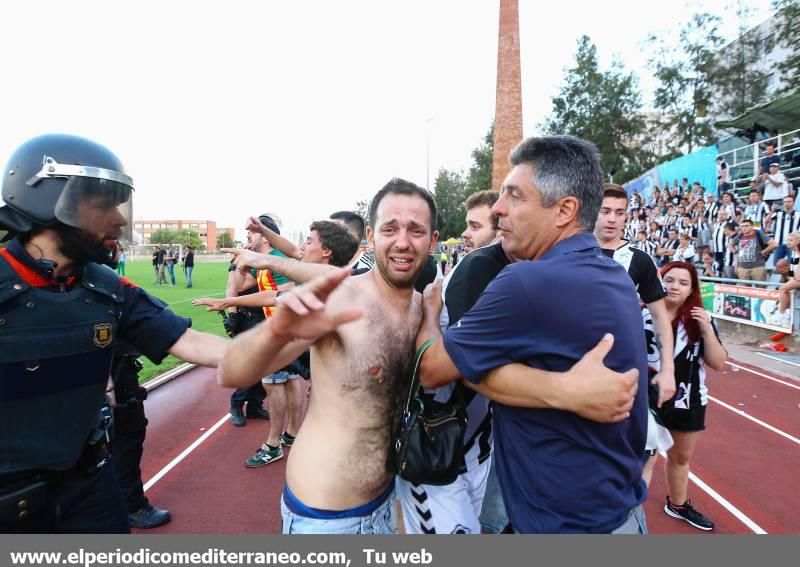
120, 259, 230, 382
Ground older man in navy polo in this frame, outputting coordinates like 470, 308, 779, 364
417, 136, 648, 534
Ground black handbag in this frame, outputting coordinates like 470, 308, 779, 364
389, 338, 467, 486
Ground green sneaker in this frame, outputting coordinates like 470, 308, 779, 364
280, 432, 296, 447
245, 444, 283, 468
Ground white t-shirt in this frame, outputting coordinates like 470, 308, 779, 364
764, 172, 788, 201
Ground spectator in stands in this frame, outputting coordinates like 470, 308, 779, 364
657, 228, 680, 266
675, 233, 697, 264
705, 193, 719, 221
729, 219, 775, 281
767, 196, 800, 264
717, 157, 731, 193
710, 209, 730, 271
763, 163, 789, 205
757, 142, 782, 185
699, 249, 718, 277
777, 232, 800, 320
719, 192, 737, 220
722, 222, 738, 279
650, 262, 727, 531
744, 190, 770, 230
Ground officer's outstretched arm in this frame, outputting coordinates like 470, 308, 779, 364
168, 329, 230, 367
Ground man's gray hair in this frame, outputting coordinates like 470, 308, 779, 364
509, 135, 604, 232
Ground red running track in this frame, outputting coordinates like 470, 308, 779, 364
136, 362, 800, 534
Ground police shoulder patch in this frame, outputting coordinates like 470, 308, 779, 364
93, 323, 113, 348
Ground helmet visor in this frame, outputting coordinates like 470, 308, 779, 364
54, 177, 133, 242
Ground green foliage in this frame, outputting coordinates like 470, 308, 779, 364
465, 123, 494, 194
773, 0, 800, 94
647, 13, 724, 153
433, 169, 468, 240
709, 0, 770, 118
150, 229, 205, 251
543, 36, 656, 181
217, 231, 234, 249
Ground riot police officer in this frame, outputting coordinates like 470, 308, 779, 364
0, 134, 229, 533
109, 339, 172, 529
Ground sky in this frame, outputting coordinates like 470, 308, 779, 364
0, 0, 778, 242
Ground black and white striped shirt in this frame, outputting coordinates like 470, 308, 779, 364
744, 202, 770, 228
769, 210, 800, 245
711, 224, 728, 254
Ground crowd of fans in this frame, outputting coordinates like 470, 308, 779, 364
624, 166, 799, 301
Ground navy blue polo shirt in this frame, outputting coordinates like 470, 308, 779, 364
443, 232, 648, 533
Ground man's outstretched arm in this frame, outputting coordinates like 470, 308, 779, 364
221, 247, 337, 284
246, 216, 302, 260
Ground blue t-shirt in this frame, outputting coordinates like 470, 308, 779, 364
442, 232, 648, 533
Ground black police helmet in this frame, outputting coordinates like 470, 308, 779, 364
1, 134, 133, 235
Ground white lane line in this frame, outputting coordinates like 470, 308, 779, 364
708, 395, 800, 447
143, 413, 230, 492
756, 352, 800, 371
658, 451, 767, 534
725, 361, 800, 391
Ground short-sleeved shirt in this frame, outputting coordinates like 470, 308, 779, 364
731, 231, 768, 269
602, 240, 666, 305
2, 238, 189, 365
436, 242, 510, 470
759, 154, 781, 175
256, 249, 291, 317
442, 232, 648, 533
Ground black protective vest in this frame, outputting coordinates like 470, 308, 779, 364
0, 257, 124, 473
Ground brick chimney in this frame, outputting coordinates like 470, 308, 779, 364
492, 0, 523, 192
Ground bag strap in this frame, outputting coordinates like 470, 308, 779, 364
403, 338, 438, 416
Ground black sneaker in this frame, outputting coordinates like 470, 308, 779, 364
229, 405, 246, 427
246, 405, 270, 420
664, 497, 714, 531
128, 504, 171, 529
280, 431, 295, 447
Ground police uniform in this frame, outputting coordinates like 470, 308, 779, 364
0, 238, 189, 533
109, 337, 174, 528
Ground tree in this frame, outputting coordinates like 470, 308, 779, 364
432, 168, 467, 240
543, 36, 654, 181
647, 13, 725, 154
150, 229, 204, 251
149, 229, 179, 245
709, 0, 770, 118
217, 231, 234, 249
773, 0, 800, 94
465, 123, 494, 195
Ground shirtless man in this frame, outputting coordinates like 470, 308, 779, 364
218, 179, 439, 534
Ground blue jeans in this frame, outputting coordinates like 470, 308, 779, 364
185, 266, 193, 287
611, 504, 648, 534
478, 454, 509, 533
280, 484, 396, 534
772, 244, 791, 264
166, 262, 176, 285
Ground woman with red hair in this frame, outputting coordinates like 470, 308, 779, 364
643, 261, 727, 531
